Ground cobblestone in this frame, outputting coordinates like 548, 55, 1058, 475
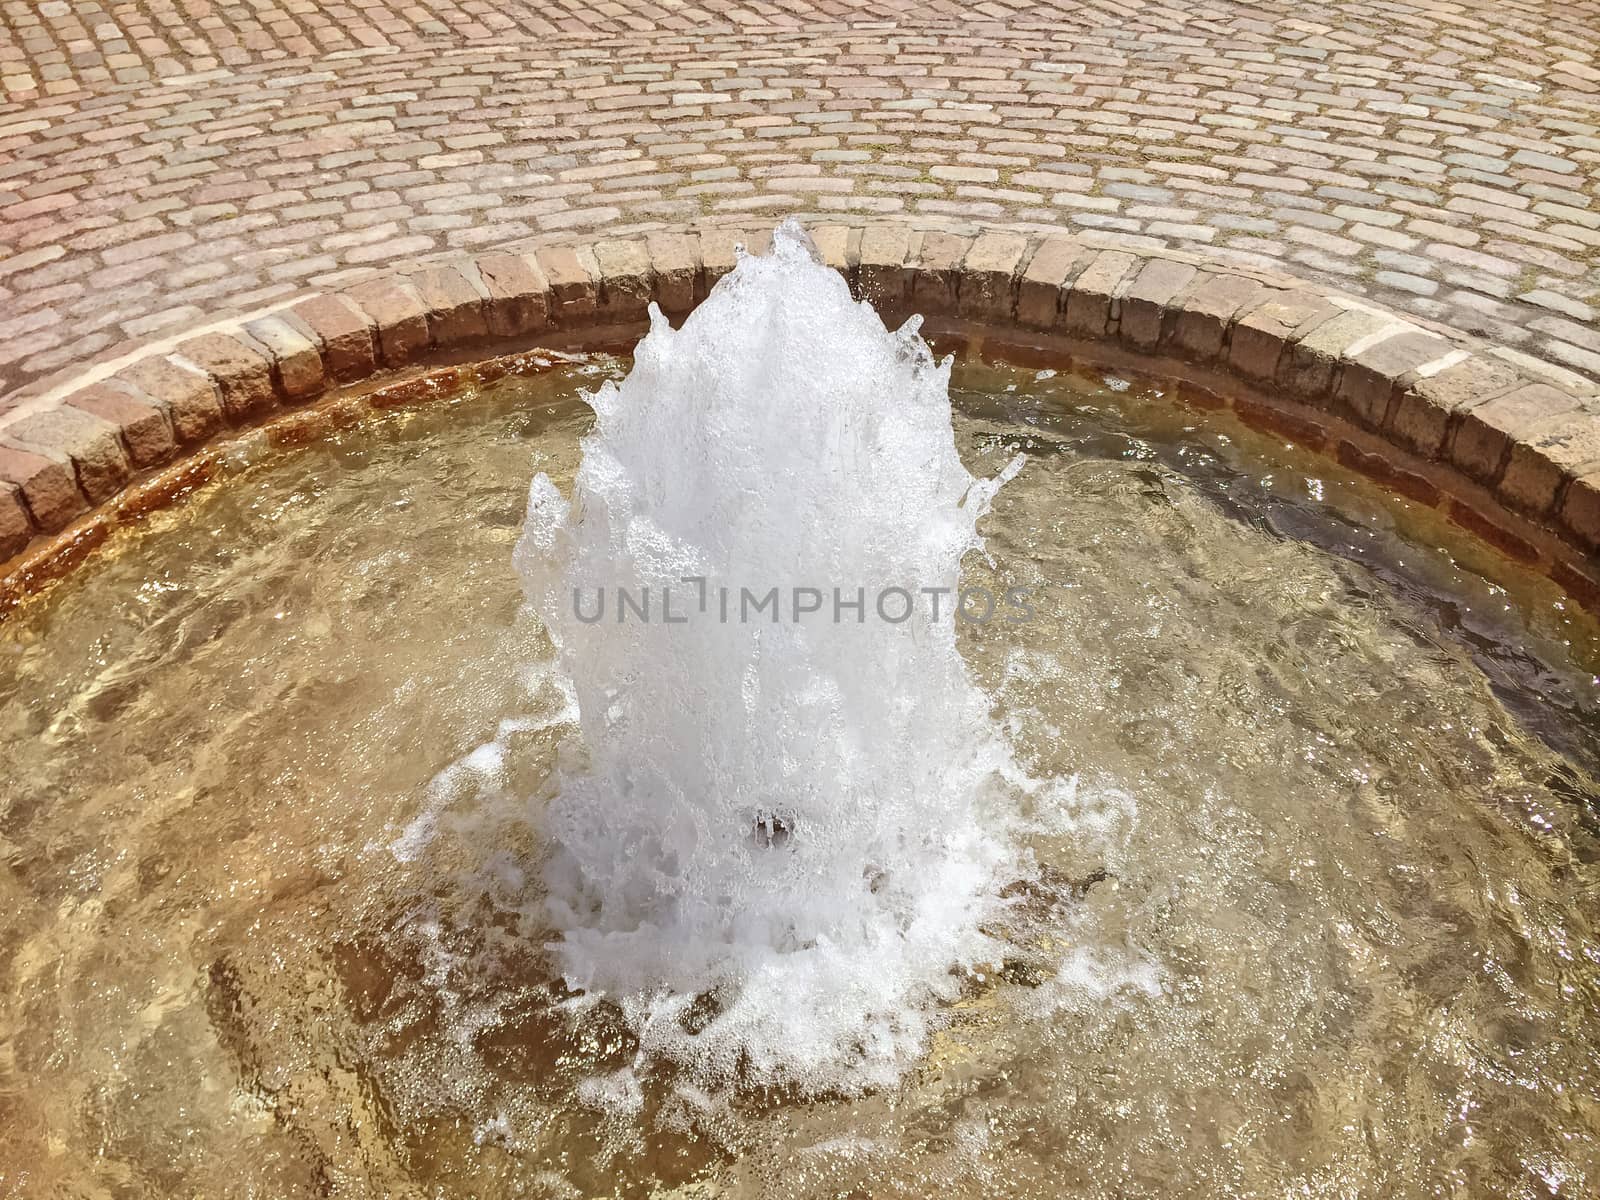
1, 0, 1599, 412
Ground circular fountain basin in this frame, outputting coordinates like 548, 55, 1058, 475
2, 355, 1598, 1197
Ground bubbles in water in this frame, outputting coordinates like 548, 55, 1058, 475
514, 219, 1040, 1096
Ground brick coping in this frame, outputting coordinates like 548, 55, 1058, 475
2, 220, 1599, 617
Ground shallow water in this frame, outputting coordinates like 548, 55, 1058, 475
2, 356, 1599, 1198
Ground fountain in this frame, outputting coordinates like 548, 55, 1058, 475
2, 222, 1599, 1196
509, 219, 1055, 1097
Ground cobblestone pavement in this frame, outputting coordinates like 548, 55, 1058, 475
2, 0, 1598, 412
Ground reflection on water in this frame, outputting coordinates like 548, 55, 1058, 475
1, 357, 1598, 1198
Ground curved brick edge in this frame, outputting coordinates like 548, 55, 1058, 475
3, 221, 1600, 617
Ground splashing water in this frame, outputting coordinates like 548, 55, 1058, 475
514, 220, 1035, 1096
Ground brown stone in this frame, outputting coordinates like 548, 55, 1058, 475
65, 383, 176, 468
593, 239, 654, 320
287, 294, 377, 383
0, 445, 87, 533
1335, 331, 1456, 429
242, 315, 326, 400
1228, 292, 1338, 382
1119, 259, 1198, 351
1234, 398, 1329, 451
1016, 236, 1085, 331
1335, 440, 1441, 506
409, 265, 489, 347
1497, 411, 1600, 516
1165, 273, 1263, 363
1447, 500, 1540, 563
1279, 307, 1400, 403
910, 231, 971, 316
173, 331, 278, 422
2, 407, 131, 505
959, 232, 1028, 322
111, 357, 226, 447
858, 224, 912, 310
476, 253, 550, 338
344, 278, 431, 368
1560, 472, 1600, 552
1449, 384, 1581, 485
1064, 250, 1136, 338
644, 232, 699, 315
1385, 355, 1521, 459
535, 244, 600, 324
0, 481, 32, 559
1552, 557, 1600, 616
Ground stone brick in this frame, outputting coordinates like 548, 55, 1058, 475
344, 278, 431, 368
64, 383, 176, 468
1, 407, 131, 504
173, 331, 279, 422
243, 315, 326, 400
535, 244, 600, 324
1560, 472, 1600, 552
1279, 308, 1398, 404
1229, 292, 1338, 382
858, 225, 913, 310
1165, 274, 1264, 363
112, 356, 227, 447
0, 481, 29, 559
1335, 331, 1457, 429
1385, 355, 1522, 459
959, 232, 1028, 322
476, 253, 551, 338
409, 265, 489, 346
287, 294, 377, 383
1016, 236, 1085, 331
0, 445, 87, 534
808, 225, 853, 276
1064, 250, 1136, 338
1119, 259, 1198, 351
910, 231, 971, 316
1449, 384, 1581, 485
644, 232, 698, 314
593, 239, 654, 320
1497, 411, 1600, 516
697, 229, 767, 291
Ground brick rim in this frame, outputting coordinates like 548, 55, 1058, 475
3, 220, 1599, 614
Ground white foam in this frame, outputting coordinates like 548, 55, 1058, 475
514, 220, 1032, 1094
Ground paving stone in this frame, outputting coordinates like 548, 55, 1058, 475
1335, 331, 1458, 429
1229, 292, 1339, 382
910, 231, 971, 316
858, 224, 913, 309
1119, 258, 1198, 351
1498, 412, 1600, 515
959, 232, 1029, 322
112, 356, 227, 446
535, 244, 601, 324
343, 278, 431, 368
475, 253, 551, 337
0, 481, 31, 559
1450, 384, 1582, 485
0, 444, 87, 534
593, 240, 655, 320
64, 383, 176, 468
1, 406, 131, 504
407, 266, 490, 348
1166, 274, 1264, 363
243, 316, 326, 400
287, 294, 377, 383
1386, 355, 1523, 458
1064, 250, 1137, 339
